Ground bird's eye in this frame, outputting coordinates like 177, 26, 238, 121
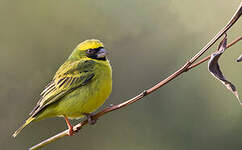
86, 49, 97, 54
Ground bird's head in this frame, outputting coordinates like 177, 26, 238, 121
69, 39, 108, 61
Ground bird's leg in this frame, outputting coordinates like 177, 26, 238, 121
83, 113, 97, 125
64, 116, 74, 136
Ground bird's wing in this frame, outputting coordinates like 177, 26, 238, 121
29, 59, 96, 117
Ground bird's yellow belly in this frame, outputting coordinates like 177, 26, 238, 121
36, 73, 112, 120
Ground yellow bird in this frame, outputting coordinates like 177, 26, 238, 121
13, 39, 112, 137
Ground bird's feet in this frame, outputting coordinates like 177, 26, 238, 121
64, 116, 74, 136
83, 113, 97, 125
67, 126, 74, 136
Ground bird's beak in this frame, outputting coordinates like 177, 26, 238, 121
97, 48, 108, 59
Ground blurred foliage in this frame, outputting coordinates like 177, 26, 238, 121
1, 0, 242, 149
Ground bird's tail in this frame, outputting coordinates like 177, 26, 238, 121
12, 117, 35, 138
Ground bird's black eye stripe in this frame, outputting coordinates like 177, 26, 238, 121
86, 47, 103, 54
86, 47, 106, 61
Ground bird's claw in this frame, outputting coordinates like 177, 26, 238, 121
83, 113, 97, 125
67, 126, 74, 136
64, 116, 74, 136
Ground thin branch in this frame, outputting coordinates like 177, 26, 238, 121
29, 2, 242, 150
228, 35, 242, 48
189, 0, 242, 64
188, 35, 242, 70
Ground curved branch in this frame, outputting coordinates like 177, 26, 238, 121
188, 35, 242, 70
189, 0, 242, 64
29, 1, 242, 150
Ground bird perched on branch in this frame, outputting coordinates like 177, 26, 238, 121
13, 39, 112, 137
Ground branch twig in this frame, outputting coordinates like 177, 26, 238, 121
188, 35, 242, 70
29, 2, 242, 150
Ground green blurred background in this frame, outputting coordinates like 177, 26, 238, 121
1, 0, 242, 149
